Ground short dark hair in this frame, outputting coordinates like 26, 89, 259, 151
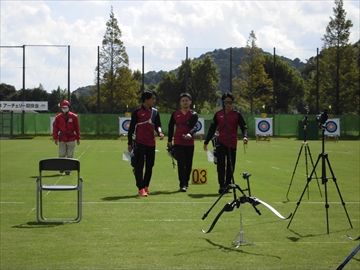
221, 92, 234, 101
141, 90, 156, 102
179, 92, 192, 101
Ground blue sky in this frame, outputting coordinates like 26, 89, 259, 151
1, 0, 359, 92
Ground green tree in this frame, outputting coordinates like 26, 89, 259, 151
90, 7, 138, 113
156, 71, 181, 113
0, 83, 16, 101
156, 55, 220, 113
264, 55, 306, 114
233, 31, 273, 114
309, 0, 358, 114
48, 86, 67, 113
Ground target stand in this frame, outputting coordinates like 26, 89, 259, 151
325, 135, 338, 142
119, 117, 131, 141
255, 118, 273, 143
256, 134, 271, 142
325, 118, 340, 143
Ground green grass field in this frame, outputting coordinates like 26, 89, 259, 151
0, 137, 359, 270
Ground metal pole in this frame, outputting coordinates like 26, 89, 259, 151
273, 47, 276, 114
316, 48, 319, 113
142, 46, 144, 92
186, 47, 188, 92
22, 45, 25, 135
68, 45, 70, 102
97, 46, 100, 113
229, 47, 232, 92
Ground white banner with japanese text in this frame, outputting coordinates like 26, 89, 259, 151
0, 101, 48, 111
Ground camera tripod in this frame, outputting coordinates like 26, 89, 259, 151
286, 120, 322, 200
287, 126, 353, 234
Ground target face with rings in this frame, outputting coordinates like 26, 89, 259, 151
122, 119, 131, 132
196, 121, 202, 132
258, 120, 270, 132
325, 121, 337, 133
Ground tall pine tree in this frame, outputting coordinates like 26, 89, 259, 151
316, 0, 358, 114
90, 6, 139, 113
233, 31, 273, 114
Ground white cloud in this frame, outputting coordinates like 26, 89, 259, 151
1, 0, 359, 91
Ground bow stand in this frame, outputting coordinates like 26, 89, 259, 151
202, 101, 291, 247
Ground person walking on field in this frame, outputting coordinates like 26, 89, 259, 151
52, 100, 81, 175
168, 93, 198, 192
127, 90, 165, 197
203, 92, 248, 194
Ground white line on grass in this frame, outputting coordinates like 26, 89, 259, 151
26, 143, 91, 216
3, 201, 356, 205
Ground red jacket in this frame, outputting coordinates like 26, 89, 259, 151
52, 111, 81, 142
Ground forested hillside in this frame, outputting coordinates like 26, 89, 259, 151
70, 47, 306, 104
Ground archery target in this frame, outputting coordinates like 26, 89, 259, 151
324, 118, 340, 136
255, 118, 273, 136
258, 120, 270, 132
119, 117, 131, 134
196, 118, 204, 135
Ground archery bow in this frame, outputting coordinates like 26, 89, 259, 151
202, 195, 292, 234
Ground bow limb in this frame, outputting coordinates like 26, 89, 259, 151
201, 207, 226, 234
253, 197, 292, 220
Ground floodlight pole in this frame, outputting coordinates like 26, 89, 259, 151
68, 45, 70, 102
185, 47, 188, 92
142, 46, 144, 92
22, 45, 26, 134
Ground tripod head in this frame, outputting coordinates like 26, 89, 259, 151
302, 115, 309, 128
316, 110, 328, 129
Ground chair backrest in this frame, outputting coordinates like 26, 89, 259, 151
39, 158, 80, 172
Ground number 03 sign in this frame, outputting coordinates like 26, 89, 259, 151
191, 168, 208, 184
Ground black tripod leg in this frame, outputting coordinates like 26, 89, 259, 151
324, 178, 330, 234
202, 187, 229, 220
307, 145, 322, 197
286, 144, 303, 200
304, 145, 310, 199
325, 156, 353, 229
288, 153, 321, 229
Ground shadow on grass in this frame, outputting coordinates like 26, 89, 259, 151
188, 193, 222, 199
12, 222, 66, 229
202, 238, 282, 259
29, 174, 63, 179
101, 190, 180, 200
286, 228, 351, 242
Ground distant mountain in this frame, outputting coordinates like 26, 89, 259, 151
73, 47, 307, 96
73, 85, 96, 98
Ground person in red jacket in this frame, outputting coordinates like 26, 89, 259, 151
52, 100, 81, 175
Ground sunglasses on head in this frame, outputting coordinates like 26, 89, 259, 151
223, 101, 233, 105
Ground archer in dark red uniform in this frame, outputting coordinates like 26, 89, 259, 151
127, 91, 164, 197
168, 93, 198, 192
204, 92, 248, 194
